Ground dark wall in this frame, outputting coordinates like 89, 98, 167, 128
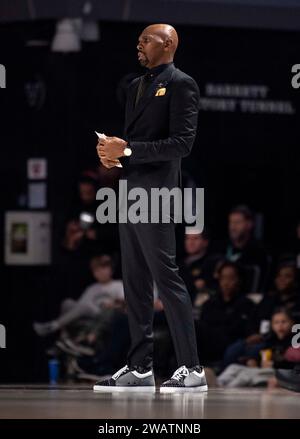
0, 20, 299, 381
1, 1, 300, 30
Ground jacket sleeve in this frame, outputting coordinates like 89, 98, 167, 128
127, 77, 200, 164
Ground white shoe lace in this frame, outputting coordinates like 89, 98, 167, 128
112, 365, 130, 380
171, 365, 189, 381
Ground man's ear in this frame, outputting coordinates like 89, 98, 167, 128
164, 37, 173, 50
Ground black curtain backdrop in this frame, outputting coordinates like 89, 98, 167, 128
0, 20, 299, 381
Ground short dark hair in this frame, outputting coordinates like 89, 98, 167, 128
90, 254, 113, 271
201, 228, 210, 241
271, 307, 294, 323
229, 204, 254, 221
217, 260, 242, 279
78, 175, 98, 189
276, 260, 297, 273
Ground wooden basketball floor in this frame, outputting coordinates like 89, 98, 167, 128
0, 385, 299, 418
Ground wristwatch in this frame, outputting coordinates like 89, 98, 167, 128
124, 147, 132, 157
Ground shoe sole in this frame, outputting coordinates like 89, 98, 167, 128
93, 385, 156, 393
160, 384, 208, 393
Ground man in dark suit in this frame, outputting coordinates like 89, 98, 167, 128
94, 24, 207, 392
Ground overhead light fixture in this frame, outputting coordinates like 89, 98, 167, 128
51, 18, 82, 53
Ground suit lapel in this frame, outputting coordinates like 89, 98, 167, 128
125, 63, 176, 134
125, 78, 139, 125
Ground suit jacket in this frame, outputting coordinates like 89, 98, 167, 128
119, 63, 200, 195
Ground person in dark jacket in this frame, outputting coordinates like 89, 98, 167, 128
218, 205, 270, 292
250, 262, 300, 332
218, 308, 299, 387
195, 261, 254, 363
94, 23, 206, 392
222, 262, 300, 368
178, 228, 219, 301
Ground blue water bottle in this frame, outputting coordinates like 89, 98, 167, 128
48, 358, 60, 385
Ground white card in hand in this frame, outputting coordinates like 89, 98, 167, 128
95, 131, 106, 140
95, 131, 122, 168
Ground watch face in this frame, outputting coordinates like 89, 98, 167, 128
125, 148, 132, 156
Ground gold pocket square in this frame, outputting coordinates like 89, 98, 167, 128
155, 87, 166, 96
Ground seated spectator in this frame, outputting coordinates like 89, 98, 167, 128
218, 205, 270, 292
58, 172, 120, 298
72, 285, 172, 379
33, 255, 124, 337
217, 308, 299, 387
179, 228, 219, 303
249, 261, 300, 332
195, 261, 254, 363
222, 261, 300, 367
73, 309, 130, 379
62, 174, 118, 255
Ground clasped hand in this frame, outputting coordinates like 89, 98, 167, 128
96, 136, 128, 169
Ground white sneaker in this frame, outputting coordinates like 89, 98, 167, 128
160, 365, 208, 393
93, 365, 156, 392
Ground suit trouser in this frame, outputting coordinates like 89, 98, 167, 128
118, 220, 199, 369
